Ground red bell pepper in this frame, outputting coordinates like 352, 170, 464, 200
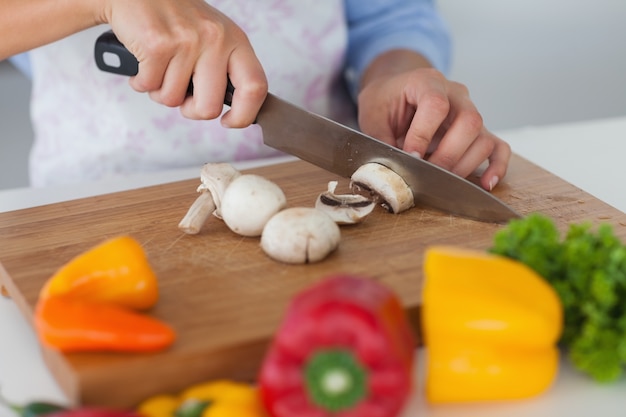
258, 275, 416, 417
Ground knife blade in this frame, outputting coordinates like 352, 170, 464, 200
94, 30, 520, 223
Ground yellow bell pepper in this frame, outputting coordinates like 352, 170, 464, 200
422, 246, 563, 403
39, 235, 158, 310
137, 380, 268, 417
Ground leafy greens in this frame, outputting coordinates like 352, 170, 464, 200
490, 213, 626, 382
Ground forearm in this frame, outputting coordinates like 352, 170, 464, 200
360, 49, 433, 91
0, 0, 102, 60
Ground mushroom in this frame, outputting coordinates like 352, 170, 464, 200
350, 163, 414, 214
178, 163, 241, 234
220, 174, 287, 237
315, 181, 376, 224
261, 207, 341, 264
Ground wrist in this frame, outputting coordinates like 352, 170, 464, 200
360, 49, 433, 91
93, 0, 114, 25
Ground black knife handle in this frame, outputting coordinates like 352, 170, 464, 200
94, 30, 234, 106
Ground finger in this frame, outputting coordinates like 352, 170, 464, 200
426, 99, 483, 171
220, 45, 268, 128
358, 95, 412, 148
130, 56, 170, 93
403, 85, 450, 158
359, 110, 401, 147
148, 50, 197, 107
127, 31, 177, 94
446, 129, 495, 178
179, 51, 229, 120
480, 135, 511, 191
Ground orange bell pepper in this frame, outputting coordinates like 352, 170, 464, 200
34, 295, 175, 352
422, 246, 563, 403
34, 235, 175, 353
39, 236, 158, 310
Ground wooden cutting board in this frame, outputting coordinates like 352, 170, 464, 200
1, 154, 625, 409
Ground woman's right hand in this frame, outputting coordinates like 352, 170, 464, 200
103, 0, 267, 127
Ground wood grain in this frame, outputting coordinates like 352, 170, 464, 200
1, 154, 625, 408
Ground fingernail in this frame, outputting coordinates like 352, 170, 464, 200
489, 176, 500, 191
409, 151, 422, 159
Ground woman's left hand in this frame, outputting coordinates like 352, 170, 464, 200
357, 51, 510, 191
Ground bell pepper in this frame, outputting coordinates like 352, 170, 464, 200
137, 380, 268, 417
39, 236, 158, 310
34, 295, 175, 352
422, 246, 563, 403
33, 235, 175, 353
258, 275, 416, 417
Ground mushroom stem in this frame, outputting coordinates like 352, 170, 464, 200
177, 162, 242, 234
178, 191, 217, 234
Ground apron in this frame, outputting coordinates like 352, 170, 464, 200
28, 0, 352, 186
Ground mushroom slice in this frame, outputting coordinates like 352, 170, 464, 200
220, 174, 287, 237
178, 163, 241, 234
350, 163, 414, 214
261, 207, 341, 264
315, 181, 375, 224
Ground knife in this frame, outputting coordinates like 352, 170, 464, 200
94, 30, 520, 224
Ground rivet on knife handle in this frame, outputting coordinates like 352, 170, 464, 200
94, 30, 233, 105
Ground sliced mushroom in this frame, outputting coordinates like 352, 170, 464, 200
220, 174, 287, 237
350, 163, 414, 214
261, 207, 341, 264
315, 181, 376, 224
178, 163, 241, 234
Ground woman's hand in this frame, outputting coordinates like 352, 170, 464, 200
358, 50, 510, 191
103, 0, 267, 127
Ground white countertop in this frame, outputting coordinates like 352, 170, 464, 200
2, 118, 626, 416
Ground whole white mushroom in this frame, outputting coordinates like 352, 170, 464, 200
220, 174, 287, 237
261, 207, 341, 264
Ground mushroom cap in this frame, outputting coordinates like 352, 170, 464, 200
197, 163, 242, 218
261, 207, 341, 264
220, 174, 287, 237
350, 163, 414, 214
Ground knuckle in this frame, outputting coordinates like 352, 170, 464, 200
140, 29, 172, 59
201, 19, 228, 45
434, 152, 458, 169
460, 110, 484, 133
159, 91, 184, 108
495, 139, 512, 163
239, 79, 268, 101
416, 67, 444, 80
180, 101, 223, 120
132, 75, 159, 93
451, 80, 470, 96
423, 93, 450, 116
224, 116, 248, 128
474, 136, 496, 161
197, 104, 224, 120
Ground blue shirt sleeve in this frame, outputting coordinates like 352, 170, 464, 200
8, 53, 32, 78
344, 0, 452, 99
